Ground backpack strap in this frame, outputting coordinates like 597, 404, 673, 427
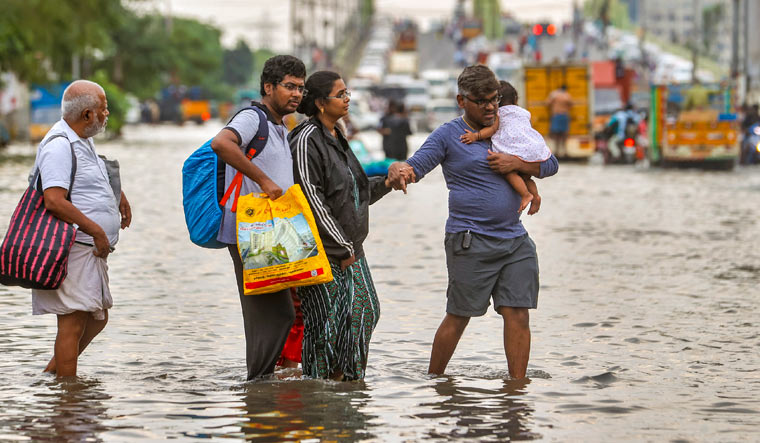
223, 102, 270, 159
219, 105, 270, 212
32, 133, 77, 201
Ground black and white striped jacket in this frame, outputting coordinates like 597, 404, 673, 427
288, 117, 390, 263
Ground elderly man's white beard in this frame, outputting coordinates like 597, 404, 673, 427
82, 117, 108, 138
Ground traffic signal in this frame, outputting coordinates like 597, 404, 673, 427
532, 23, 556, 36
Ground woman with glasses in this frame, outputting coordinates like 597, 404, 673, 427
288, 71, 395, 381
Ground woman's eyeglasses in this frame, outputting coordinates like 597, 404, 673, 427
325, 90, 351, 101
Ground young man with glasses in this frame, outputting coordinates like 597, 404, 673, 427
387, 65, 559, 379
210, 55, 307, 380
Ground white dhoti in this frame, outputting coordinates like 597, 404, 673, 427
32, 243, 112, 320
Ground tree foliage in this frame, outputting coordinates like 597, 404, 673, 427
223, 40, 255, 87
702, 4, 725, 57
0, 0, 123, 84
583, 0, 630, 29
1, 0, 240, 101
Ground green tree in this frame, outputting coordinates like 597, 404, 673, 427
100, 13, 173, 99
223, 40, 254, 87
2, 0, 244, 124
166, 17, 226, 98
701, 4, 724, 57
91, 70, 128, 137
0, 0, 125, 84
583, 0, 630, 29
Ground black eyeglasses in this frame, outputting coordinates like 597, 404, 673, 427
278, 82, 307, 94
464, 94, 501, 108
325, 90, 351, 101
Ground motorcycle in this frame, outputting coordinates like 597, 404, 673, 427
740, 123, 760, 165
597, 118, 641, 165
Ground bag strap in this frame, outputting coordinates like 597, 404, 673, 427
219, 105, 270, 212
32, 133, 77, 201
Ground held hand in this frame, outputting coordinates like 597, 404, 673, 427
387, 161, 416, 194
340, 254, 356, 271
486, 150, 521, 175
92, 230, 111, 259
459, 129, 479, 144
261, 179, 283, 200
119, 191, 132, 229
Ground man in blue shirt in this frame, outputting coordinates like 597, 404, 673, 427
388, 65, 559, 379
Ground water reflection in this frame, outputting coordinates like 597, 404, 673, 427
417, 377, 539, 441
236, 380, 376, 441
18, 378, 112, 441
175, 378, 378, 441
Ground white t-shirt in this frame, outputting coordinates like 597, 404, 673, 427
492, 105, 552, 162
32, 119, 120, 246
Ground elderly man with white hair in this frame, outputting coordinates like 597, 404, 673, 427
31, 79, 132, 377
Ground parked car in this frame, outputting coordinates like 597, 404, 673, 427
426, 98, 461, 130
402, 79, 429, 114
421, 69, 454, 99
347, 93, 381, 131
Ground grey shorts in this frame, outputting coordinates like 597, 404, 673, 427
444, 231, 539, 317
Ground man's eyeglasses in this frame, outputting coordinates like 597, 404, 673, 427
464, 94, 501, 108
278, 82, 307, 94
325, 90, 351, 101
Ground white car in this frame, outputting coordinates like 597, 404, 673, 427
421, 69, 454, 99
347, 92, 381, 131
356, 64, 384, 83
426, 98, 461, 130
402, 80, 429, 114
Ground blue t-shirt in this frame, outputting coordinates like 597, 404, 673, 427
406, 117, 559, 239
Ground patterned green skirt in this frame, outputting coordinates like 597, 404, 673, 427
299, 257, 380, 380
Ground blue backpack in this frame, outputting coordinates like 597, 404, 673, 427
182, 104, 269, 248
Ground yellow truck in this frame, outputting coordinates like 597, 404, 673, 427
523, 63, 594, 159
649, 83, 739, 169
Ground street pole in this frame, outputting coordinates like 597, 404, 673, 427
743, 0, 749, 99
639, 0, 648, 83
691, 0, 699, 83
730, 0, 740, 111
291, 0, 296, 54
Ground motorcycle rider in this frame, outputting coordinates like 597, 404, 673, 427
740, 104, 760, 165
604, 102, 640, 162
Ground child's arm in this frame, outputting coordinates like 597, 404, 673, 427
460, 117, 499, 144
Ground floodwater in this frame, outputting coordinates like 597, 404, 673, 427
1, 122, 758, 441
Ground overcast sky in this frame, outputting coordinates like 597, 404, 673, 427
155, 0, 575, 51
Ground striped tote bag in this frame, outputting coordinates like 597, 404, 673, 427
0, 134, 77, 290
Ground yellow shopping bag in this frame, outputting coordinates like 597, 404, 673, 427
236, 184, 333, 295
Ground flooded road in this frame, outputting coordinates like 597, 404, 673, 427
1, 122, 758, 441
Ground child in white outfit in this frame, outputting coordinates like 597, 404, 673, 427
460, 80, 551, 214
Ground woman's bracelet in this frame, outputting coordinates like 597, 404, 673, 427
476, 131, 481, 141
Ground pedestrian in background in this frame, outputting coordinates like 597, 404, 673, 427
379, 100, 412, 160
33, 80, 132, 377
547, 84, 573, 157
